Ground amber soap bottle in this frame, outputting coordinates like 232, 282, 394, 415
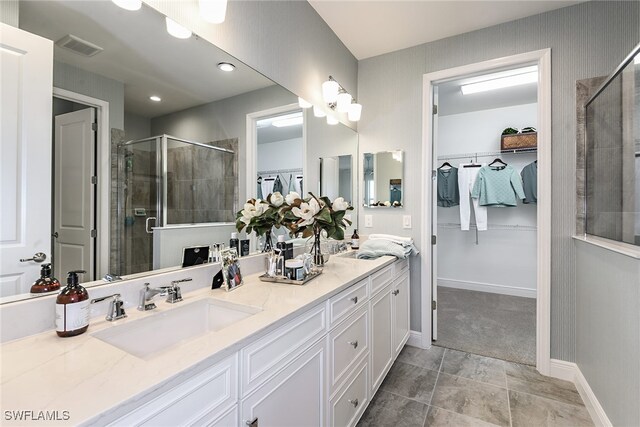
30, 263, 60, 293
55, 270, 89, 337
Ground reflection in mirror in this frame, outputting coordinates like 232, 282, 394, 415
3, 0, 303, 303
363, 151, 404, 207
320, 156, 352, 203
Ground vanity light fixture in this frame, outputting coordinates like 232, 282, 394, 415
199, 0, 227, 24
336, 90, 352, 113
298, 97, 312, 109
149, 95, 161, 102
321, 75, 362, 121
111, 0, 142, 11
326, 115, 339, 125
313, 105, 326, 118
460, 66, 538, 95
348, 102, 362, 122
217, 62, 235, 72
322, 77, 340, 104
165, 17, 192, 39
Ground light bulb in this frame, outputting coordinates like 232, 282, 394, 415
336, 91, 352, 112
298, 97, 312, 109
217, 62, 235, 72
348, 103, 362, 121
165, 17, 192, 39
149, 95, 161, 102
112, 0, 142, 11
199, 0, 227, 24
313, 106, 326, 118
327, 115, 339, 125
322, 79, 339, 104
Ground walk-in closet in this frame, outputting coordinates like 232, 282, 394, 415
432, 66, 539, 365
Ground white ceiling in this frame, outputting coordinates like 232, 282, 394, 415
308, 1, 583, 60
20, 1, 275, 118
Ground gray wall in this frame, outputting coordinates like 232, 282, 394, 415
357, 1, 640, 361
0, 0, 19, 26
124, 112, 151, 142
150, 84, 296, 208
145, 0, 358, 129
575, 240, 640, 426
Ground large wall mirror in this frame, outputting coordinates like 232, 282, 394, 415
3, 0, 358, 304
363, 151, 404, 208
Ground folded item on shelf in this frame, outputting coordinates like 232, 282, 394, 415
356, 238, 418, 260
367, 234, 415, 247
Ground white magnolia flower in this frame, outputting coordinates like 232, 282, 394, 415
384, 201, 391, 207
332, 197, 349, 211
308, 197, 321, 214
270, 192, 284, 207
285, 191, 301, 205
292, 198, 321, 224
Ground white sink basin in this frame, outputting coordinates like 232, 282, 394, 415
92, 298, 261, 359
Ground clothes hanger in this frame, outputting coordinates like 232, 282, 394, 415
489, 158, 507, 167
438, 162, 453, 169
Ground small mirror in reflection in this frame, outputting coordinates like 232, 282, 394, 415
363, 151, 404, 207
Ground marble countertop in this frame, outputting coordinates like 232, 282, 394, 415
0, 255, 395, 426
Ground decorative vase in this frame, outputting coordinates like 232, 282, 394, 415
261, 232, 273, 253
311, 228, 326, 267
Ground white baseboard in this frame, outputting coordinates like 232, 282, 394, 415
406, 330, 424, 348
548, 359, 612, 427
438, 278, 536, 298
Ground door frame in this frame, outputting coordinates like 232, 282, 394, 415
53, 87, 109, 278
420, 49, 552, 375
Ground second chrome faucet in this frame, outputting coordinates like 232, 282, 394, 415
137, 278, 192, 311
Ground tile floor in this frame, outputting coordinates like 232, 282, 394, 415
357, 346, 594, 427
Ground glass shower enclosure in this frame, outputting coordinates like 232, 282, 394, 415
116, 134, 235, 275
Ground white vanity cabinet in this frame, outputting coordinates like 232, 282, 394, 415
392, 268, 410, 357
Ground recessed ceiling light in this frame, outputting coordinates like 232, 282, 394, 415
149, 96, 161, 102
112, 0, 142, 11
165, 17, 192, 39
271, 112, 303, 128
217, 62, 235, 72
460, 66, 538, 95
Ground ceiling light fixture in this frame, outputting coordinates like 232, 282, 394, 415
165, 17, 192, 39
326, 115, 339, 125
321, 75, 362, 122
298, 97, 312, 109
461, 67, 538, 95
111, 0, 142, 11
149, 95, 161, 102
199, 0, 227, 24
271, 112, 303, 128
217, 62, 235, 72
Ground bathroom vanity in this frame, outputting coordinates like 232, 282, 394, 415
0, 255, 409, 427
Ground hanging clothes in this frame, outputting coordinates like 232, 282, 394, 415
272, 175, 283, 194
521, 161, 538, 204
293, 175, 303, 195
261, 176, 276, 198
471, 165, 525, 207
437, 167, 460, 207
458, 163, 487, 231
257, 176, 264, 200
287, 174, 295, 195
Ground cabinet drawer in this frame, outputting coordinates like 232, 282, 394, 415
370, 266, 393, 296
241, 303, 327, 396
329, 279, 368, 327
394, 259, 409, 276
111, 354, 237, 427
193, 404, 237, 427
329, 306, 369, 392
330, 358, 368, 427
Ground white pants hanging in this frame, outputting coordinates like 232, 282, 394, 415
458, 164, 488, 231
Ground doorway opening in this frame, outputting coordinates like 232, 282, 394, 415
421, 50, 551, 373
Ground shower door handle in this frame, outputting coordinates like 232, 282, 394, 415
145, 217, 156, 234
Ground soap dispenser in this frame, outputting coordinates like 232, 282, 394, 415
55, 270, 90, 337
30, 263, 60, 293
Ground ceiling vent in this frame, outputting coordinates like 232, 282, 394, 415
56, 35, 103, 57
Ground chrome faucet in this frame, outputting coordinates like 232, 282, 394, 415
91, 293, 127, 321
166, 277, 192, 303
137, 278, 192, 311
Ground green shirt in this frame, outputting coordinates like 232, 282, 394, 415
521, 161, 537, 204
437, 167, 459, 207
471, 165, 525, 207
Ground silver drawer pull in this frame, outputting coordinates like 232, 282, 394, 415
348, 398, 359, 408
350, 296, 358, 304
392, 289, 400, 296
347, 340, 358, 349
246, 417, 258, 426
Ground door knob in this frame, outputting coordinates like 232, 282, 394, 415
52, 232, 59, 238
20, 252, 47, 263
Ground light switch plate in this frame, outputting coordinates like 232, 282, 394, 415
403, 215, 412, 229
365, 215, 373, 228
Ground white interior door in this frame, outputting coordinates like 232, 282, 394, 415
54, 108, 96, 280
431, 86, 439, 341
0, 24, 53, 297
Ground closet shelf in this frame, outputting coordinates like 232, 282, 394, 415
257, 167, 303, 175
437, 222, 537, 231
437, 148, 537, 161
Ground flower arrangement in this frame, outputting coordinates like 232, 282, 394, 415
280, 192, 353, 240
236, 192, 285, 239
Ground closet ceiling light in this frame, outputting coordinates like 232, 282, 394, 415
112, 0, 142, 11
165, 17, 192, 39
313, 105, 326, 118
322, 78, 339, 104
461, 67, 538, 95
271, 112, 303, 128
217, 62, 235, 72
326, 115, 339, 125
298, 97, 312, 109
199, 0, 227, 24
336, 91, 352, 112
149, 95, 161, 102
348, 103, 362, 122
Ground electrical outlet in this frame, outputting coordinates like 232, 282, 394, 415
365, 215, 373, 228
403, 215, 412, 229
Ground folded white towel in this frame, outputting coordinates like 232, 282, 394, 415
368, 234, 414, 246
